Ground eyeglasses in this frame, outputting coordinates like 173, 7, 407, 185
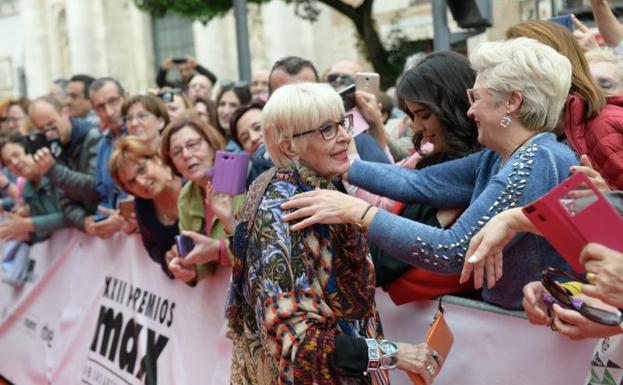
540, 267, 623, 326
170, 137, 204, 160
327, 73, 355, 87
93, 95, 123, 112
220, 80, 249, 90
124, 111, 154, 125
292, 114, 353, 141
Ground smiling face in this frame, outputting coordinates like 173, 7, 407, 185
90, 81, 124, 132
125, 102, 163, 148
404, 100, 445, 154
466, 74, 507, 150
236, 108, 263, 154
1, 142, 37, 180
169, 126, 214, 183
117, 157, 168, 199
217, 90, 241, 132
295, 115, 352, 179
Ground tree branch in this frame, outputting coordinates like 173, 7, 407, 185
315, 0, 357, 20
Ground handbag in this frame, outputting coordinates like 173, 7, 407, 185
408, 299, 454, 385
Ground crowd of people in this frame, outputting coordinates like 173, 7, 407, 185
1, 1, 623, 383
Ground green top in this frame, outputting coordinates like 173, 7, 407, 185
177, 180, 245, 281
23, 177, 66, 243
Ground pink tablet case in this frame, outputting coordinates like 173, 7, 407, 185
522, 173, 623, 273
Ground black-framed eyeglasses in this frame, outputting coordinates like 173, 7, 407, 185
292, 114, 354, 141
541, 267, 623, 326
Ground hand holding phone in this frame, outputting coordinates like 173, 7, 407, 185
26, 132, 48, 155
355, 72, 380, 94
118, 198, 135, 221
175, 234, 195, 258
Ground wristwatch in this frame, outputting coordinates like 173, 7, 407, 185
378, 340, 399, 370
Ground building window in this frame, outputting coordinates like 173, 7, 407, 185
151, 13, 195, 73
0, 0, 18, 18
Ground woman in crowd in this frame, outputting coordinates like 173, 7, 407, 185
4, 98, 30, 134
226, 82, 441, 385
585, 48, 623, 96
160, 115, 244, 284
193, 96, 217, 128
215, 82, 252, 152
361, 51, 482, 302
229, 99, 265, 155
109, 135, 180, 278
281, 38, 578, 310
122, 94, 170, 151
0, 134, 65, 242
507, 21, 623, 190
159, 88, 193, 121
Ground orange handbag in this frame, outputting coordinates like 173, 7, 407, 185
408, 301, 454, 385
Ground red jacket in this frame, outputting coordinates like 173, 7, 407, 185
564, 94, 623, 189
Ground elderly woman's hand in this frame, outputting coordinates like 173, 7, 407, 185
280, 189, 376, 231
522, 281, 552, 326
581, 243, 623, 308
460, 207, 526, 289
395, 342, 441, 385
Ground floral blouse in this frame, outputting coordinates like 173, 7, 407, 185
226, 165, 387, 385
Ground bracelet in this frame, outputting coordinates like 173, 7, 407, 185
0, 181, 11, 190
364, 338, 380, 374
356, 204, 374, 232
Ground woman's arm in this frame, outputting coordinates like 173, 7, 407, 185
347, 151, 482, 208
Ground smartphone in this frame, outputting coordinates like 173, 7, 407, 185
338, 84, 357, 111
118, 198, 135, 221
549, 15, 574, 31
172, 57, 187, 64
212, 151, 249, 195
355, 72, 380, 94
93, 212, 108, 223
175, 235, 195, 258
25, 132, 48, 155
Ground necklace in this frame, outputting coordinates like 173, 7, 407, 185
502, 134, 537, 165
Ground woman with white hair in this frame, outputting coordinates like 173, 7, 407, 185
226, 83, 441, 385
282, 38, 579, 310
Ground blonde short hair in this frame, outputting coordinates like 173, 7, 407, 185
470, 37, 572, 132
262, 83, 344, 167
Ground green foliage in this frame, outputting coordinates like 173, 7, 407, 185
134, 0, 271, 22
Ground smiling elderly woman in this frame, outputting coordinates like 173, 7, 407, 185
226, 83, 440, 385
282, 38, 579, 310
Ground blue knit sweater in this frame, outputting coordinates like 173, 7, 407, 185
348, 133, 578, 309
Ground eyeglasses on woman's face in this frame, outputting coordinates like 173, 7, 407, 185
170, 137, 204, 160
292, 114, 354, 141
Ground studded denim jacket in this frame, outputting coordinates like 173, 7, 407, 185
348, 133, 579, 309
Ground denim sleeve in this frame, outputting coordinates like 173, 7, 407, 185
366, 142, 568, 274
348, 150, 483, 208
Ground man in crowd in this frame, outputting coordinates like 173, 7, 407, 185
250, 69, 270, 100
87, 77, 129, 239
156, 55, 217, 92
268, 56, 318, 94
28, 96, 101, 232
66, 74, 99, 126
188, 74, 213, 102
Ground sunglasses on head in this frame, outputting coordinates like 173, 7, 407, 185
220, 80, 248, 90
540, 267, 623, 326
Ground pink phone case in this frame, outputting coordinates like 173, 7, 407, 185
346, 108, 369, 137
212, 151, 249, 195
522, 173, 623, 273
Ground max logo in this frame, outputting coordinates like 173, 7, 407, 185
90, 305, 168, 385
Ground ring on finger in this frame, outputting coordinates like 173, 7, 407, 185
426, 362, 436, 376
586, 272, 597, 285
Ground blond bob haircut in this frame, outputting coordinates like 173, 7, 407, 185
109, 135, 160, 191
470, 37, 572, 132
262, 83, 344, 167
585, 48, 623, 81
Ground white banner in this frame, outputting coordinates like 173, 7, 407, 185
0, 229, 597, 385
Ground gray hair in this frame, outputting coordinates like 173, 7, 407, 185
88, 77, 125, 98
470, 37, 572, 132
262, 83, 344, 167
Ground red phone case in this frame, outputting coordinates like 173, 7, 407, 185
522, 173, 623, 273
212, 151, 249, 196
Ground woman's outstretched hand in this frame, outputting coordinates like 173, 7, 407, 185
281, 189, 375, 231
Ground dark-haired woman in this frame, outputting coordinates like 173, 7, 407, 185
346, 52, 482, 303
215, 82, 252, 152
